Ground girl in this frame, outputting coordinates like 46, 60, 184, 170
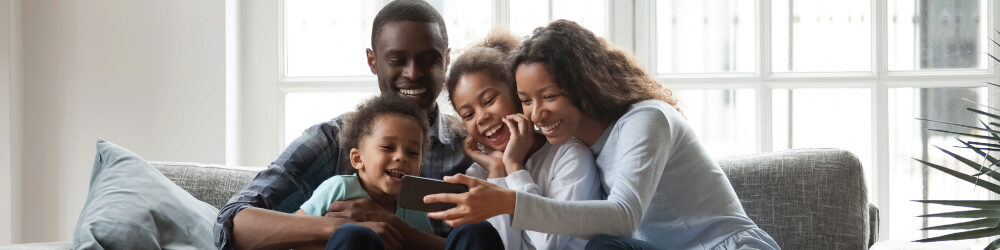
445, 28, 603, 250
427, 21, 781, 250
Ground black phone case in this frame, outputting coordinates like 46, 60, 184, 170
398, 175, 469, 212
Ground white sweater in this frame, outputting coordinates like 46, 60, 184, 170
466, 138, 603, 250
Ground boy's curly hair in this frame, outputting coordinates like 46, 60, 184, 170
339, 94, 431, 156
446, 27, 521, 110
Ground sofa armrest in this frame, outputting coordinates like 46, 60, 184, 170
869, 203, 879, 247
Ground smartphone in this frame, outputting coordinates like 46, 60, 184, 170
398, 175, 469, 212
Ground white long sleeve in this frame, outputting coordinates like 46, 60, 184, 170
465, 138, 602, 250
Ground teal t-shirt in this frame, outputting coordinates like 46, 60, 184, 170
300, 174, 434, 234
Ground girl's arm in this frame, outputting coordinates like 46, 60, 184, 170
523, 139, 603, 249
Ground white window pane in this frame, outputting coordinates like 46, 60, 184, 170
674, 89, 756, 157
284, 1, 381, 77
437, 0, 492, 60
509, 0, 608, 39
509, 0, 549, 37
655, 0, 755, 74
771, 0, 871, 72
888, 0, 987, 71
551, 0, 607, 38
888, 87, 992, 247
284, 92, 378, 147
772, 88, 872, 195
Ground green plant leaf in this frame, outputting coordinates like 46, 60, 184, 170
986, 237, 1000, 250
928, 129, 994, 140
915, 200, 1000, 209
955, 139, 1000, 181
981, 120, 1000, 142
989, 53, 1000, 64
968, 141, 1000, 149
934, 146, 994, 180
918, 209, 1000, 218
913, 158, 1000, 194
921, 218, 1000, 230
969, 108, 1000, 120
916, 118, 1000, 134
915, 227, 1000, 242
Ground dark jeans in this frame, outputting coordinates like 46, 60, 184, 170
325, 222, 504, 250
585, 235, 663, 250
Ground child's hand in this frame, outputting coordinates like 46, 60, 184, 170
501, 114, 534, 174
462, 136, 505, 178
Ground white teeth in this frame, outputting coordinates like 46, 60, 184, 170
400, 88, 426, 96
539, 121, 561, 133
484, 124, 501, 137
385, 169, 405, 178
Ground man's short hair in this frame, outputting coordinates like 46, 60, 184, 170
370, 0, 449, 51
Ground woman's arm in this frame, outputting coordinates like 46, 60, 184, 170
428, 108, 673, 239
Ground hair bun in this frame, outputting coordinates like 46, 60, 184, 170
478, 27, 520, 55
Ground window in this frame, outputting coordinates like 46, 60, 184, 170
279, 0, 608, 146
650, 0, 996, 246
247, 0, 1000, 246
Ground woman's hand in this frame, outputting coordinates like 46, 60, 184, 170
424, 174, 517, 227
462, 136, 506, 178
501, 114, 534, 174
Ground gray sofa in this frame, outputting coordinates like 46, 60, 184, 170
1, 148, 877, 250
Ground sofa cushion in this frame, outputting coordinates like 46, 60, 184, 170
718, 148, 869, 250
73, 139, 218, 249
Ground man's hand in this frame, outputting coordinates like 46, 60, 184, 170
325, 198, 397, 224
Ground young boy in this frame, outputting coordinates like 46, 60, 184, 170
293, 94, 438, 249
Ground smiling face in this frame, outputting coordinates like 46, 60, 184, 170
367, 21, 450, 113
515, 63, 586, 145
452, 72, 520, 152
350, 114, 425, 197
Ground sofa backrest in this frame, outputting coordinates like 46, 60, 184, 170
151, 149, 874, 249
150, 161, 262, 209
718, 148, 870, 250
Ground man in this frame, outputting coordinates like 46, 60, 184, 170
214, 1, 486, 249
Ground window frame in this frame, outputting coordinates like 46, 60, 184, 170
239, 0, 1000, 242
637, 0, 1000, 240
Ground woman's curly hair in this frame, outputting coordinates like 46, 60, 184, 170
446, 27, 521, 111
338, 94, 431, 155
510, 20, 680, 124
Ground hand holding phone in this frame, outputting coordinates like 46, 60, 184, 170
398, 175, 469, 212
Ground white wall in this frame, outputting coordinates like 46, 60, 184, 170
0, 0, 12, 244
17, 0, 226, 242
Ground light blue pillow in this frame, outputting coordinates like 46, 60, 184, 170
73, 139, 218, 249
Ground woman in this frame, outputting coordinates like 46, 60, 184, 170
425, 20, 780, 250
